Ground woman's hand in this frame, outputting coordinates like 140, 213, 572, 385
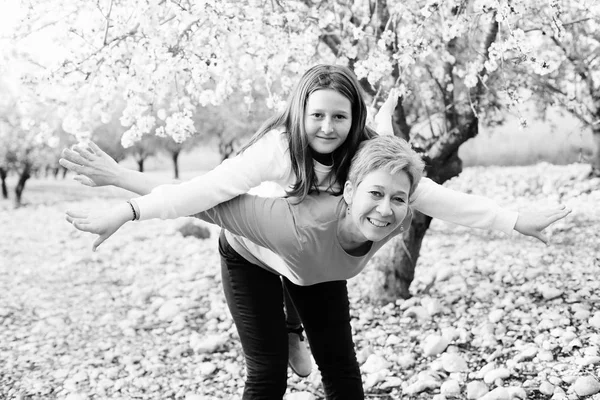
514, 205, 571, 244
373, 88, 400, 136
66, 203, 133, 251
60, 141, 123, 187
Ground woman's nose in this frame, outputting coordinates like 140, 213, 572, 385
376, 199, 392, 216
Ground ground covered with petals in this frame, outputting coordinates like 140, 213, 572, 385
1, 163, 599, 400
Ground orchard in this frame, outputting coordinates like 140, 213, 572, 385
1, 1, 599, 398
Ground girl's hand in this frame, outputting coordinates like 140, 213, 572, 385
60, 141, 123, 187
66, 203, 132, 251
514, 205, 571, 245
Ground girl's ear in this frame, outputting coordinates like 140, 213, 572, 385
343, 181, 354, 205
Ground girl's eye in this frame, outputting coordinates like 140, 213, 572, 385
312, 113, 323, 118
335, 115, 348, 120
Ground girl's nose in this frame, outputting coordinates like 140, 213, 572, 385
321, 118, 334, 134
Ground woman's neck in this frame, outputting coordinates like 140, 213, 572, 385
337, 210, 371, 256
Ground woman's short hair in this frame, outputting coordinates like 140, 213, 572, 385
348, 135, 425, 197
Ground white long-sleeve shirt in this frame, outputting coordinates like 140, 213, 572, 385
134, 128, 518, 234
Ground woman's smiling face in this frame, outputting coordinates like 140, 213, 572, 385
343, 169, 411, 243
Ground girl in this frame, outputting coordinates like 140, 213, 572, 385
67, 135, 570, 399
61, 64, 555, 395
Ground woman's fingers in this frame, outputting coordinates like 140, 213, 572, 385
63, 148, 90, 166
73, 175, 96, 187
88, 141, 104, 156
73, 144, 96, 161
59, 158, 84, 174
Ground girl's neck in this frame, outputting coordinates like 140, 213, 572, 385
311, 150, 334, 166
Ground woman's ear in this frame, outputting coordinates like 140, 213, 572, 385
343, 181, 354, 205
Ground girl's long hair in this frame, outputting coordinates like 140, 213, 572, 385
240, 64, 377, 202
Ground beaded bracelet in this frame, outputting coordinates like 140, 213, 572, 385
126, 200, 137, 221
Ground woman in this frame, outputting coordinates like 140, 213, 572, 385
67, 135, 570, 399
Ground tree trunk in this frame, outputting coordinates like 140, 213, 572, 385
0, 167, 8, 199
136, 158, 144, 172
220, 140, 235, 161
378, 212, 433, 300
590, 126, 600, 177
15, 163, 31, 207
378, 149, 466, 299
172, 151, 180, 179
378, 17, 498, 300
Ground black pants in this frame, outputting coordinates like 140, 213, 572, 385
219, 232, 364, 400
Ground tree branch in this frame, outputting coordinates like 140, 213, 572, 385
102, 0, 114, 46
427, 17, 499, 163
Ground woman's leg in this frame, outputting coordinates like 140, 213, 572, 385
219, 232, 288, 399
282, 280, 312, 377
284, 279, 364, 400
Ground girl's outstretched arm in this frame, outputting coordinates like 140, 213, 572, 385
66, 204, 133, 251
514, 205, 571, 244
60, 141, 175, 195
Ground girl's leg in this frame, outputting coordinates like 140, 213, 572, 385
219, 232, 288, 399
284, 279, 364, 400
283, 280, 302, 328
282, 280, 312, 377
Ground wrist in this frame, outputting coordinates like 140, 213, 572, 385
129, 199, 141, 220
117, 202, 133, 225
111, 164, 131, 188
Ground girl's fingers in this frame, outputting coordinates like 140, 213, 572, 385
66, 210, 89, 219
93, 234, 109, 252
548, 208, 571, 223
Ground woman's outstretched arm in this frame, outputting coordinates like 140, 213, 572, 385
60, 141, 175, 195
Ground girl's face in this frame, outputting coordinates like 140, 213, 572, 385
343, 169, 411, 243
304, 89, 352, 159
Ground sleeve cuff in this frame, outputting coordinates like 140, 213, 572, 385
494, 209, 519, 236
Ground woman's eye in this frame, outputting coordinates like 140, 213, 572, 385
393, 197, 406, 203
369, 191, 382, 197
312, 113, 323, 118
335, 115, 347, 120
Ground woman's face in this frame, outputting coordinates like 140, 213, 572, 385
304, 89, 352, 159
343, 169, 411, 243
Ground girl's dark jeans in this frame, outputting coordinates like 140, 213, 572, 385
219, 231, 364, 400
